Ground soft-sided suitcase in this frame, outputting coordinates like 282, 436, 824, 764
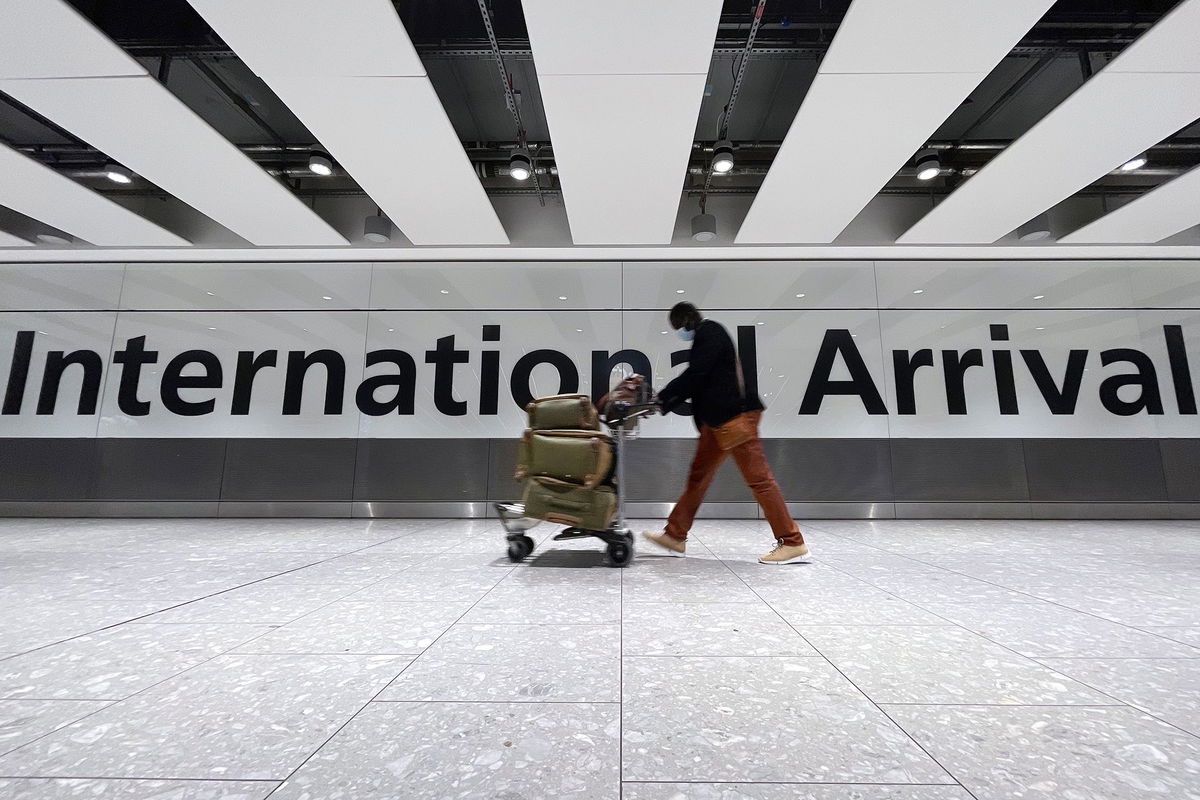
525, 394, 598, 432
522, 476, 616, 529
517, 429, 613, 488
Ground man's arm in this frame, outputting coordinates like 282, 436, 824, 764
657, 325, 720, 413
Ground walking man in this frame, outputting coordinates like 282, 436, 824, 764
643, 302, 810, 564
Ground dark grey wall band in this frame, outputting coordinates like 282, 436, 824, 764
1, 437, 1196, 518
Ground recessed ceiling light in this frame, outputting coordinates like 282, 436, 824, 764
795, 293, 805, 298
308, 151, 333, 176
914, 149, 940, 181
690, 212, 717, 241
1036, 327, 1045, 330
322, 295, 332, 301
509, 147, 532, 181
912, 289, 924, 294
660, 331, 668, 335
711, 139, 734, 174
440, 289, 450, 294
205, 291, 214, 296
558, 296, 567, 301
363, 215, 392, 243
575, 328, 583, 333
1119, 153, 1147, 172
35, 232, 72, 245
1017, 213, 1053, 241
388, 328, 394, 332
207, 327, 216, 331
1034, 294, 1045, 300
756, 321, 764, 325
676, 289, 685, 294
104, 162, 133, 184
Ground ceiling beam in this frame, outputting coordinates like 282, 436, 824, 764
1060, 164, 1200, 243
898, 0, 1200, 244
736, 0, 1055, 244
185, 0, 508, 246
0, 141, 189, 247
522, 0, 724, 245
0, 0, 347, 247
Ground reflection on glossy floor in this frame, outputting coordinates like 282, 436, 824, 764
1, 518, 1199, 799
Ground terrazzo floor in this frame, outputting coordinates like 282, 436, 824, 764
0, 517, 1198, 799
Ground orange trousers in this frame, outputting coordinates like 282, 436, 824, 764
664, 411, 804, 546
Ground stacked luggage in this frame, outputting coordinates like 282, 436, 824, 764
498, 390, 654, 566
516, 394, 617, 531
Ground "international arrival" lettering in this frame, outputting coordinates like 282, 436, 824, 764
2, 324, 1196, 419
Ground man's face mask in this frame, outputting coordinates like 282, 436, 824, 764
676, 328, 695, 342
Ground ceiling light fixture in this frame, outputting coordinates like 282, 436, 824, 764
509, 148, 532, 181
1017, 213, 1053, 242
1118, 153, 1147, 172
690, 212, 717, 242
363, 214, 392, 243
711, 140, 734, 174
103, 163, 133, 184
914, 149, 940, 181
35, 231, 73, 245
308, 151, 334, 176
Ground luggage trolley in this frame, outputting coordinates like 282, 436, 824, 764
496, 398, 658, 567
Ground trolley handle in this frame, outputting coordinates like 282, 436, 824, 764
604, 399, 660, 426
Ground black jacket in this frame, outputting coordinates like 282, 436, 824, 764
658, 319, 764, 429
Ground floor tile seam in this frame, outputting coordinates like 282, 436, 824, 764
797, 559, 963, 622
814, 557, 1182, 695
370, 699, 621, 705
0, 697, 120, 703
907, 604, 1200, 707
896, 554, 1199, 634
710, 552, 978, 800
0, 590, 409, 764
0, 697, 123, 761
620, 780, 971, 786
1034, 655, 1200, 661
0, 776, 283, 783
877, 699, 1200, 744
261, 553, 521, 799
624, 653, 821, 659
877, 702, 1129, 708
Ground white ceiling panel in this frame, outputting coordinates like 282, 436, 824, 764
899, 0, 1200, 245
735, 72, 981, 244
523, 0, 722, 245
521, 0, 722, 75
539, 74, 709, 245
0, 0, 146, 79
269, 76, 508, 245
1106, 0, 1200, 72
737, 0, 1053, 244
1059, 165, 1200, 244
898, 73, 1200, 243
0, 75, 347, 247
0, 142, 189, 247
187, 0, 506, 246
0, 231, 34, 248
186, 0, 425, 77
818, 0, 1055, 74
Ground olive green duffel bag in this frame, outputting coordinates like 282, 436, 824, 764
516, 429, 613, 488
522, 476, 616, 530
525, 394, 599, 431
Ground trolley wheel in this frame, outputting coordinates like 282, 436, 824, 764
507, 535, 535, 562
606, 539, 634, 567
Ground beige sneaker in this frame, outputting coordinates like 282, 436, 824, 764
641, 531, 686, 557
758, 541, 812, 565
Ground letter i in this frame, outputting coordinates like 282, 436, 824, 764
480, 325, 500, 415
990, 324, 1019, 415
